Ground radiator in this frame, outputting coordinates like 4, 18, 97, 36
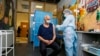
0, 30, 14, 56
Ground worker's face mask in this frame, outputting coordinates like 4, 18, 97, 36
64, 13, 69, 17
64, 14, 66, 17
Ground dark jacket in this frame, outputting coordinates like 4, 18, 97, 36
0, 20, 10, 30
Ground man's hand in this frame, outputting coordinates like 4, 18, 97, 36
44, 40, 54, 45
44, 40, 51, 45
38, 36, 51, 45
49, 40, 54, 45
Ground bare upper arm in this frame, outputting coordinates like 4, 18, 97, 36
53, 24, 56, 37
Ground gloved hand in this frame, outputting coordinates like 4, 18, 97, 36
56, 25, 64, 31
56, 25, 62, 31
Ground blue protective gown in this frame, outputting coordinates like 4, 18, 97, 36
56, 15, 77, 56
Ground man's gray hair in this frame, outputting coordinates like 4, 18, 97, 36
63, 9, 72, 14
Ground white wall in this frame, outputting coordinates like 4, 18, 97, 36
31, 2, 44, 13
16, 0, 29, 29
45, 3, 57, 16
16, 13, 29, 28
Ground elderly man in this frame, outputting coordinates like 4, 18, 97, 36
56, 9, 77, 56
38, 15, 60, 56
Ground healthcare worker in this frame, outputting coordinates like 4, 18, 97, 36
56, 9, 77, 56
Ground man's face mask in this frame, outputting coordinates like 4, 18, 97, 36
46, 20, 51, 23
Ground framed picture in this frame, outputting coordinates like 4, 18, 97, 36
86, 0, 99, 12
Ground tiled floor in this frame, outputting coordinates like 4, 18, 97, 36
16, 37, 28, 43
7, 42, 65, 56
15, 43, 34, 56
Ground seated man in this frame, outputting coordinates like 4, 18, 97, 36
38, 15, 60, 56
0, 16, 10, 30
